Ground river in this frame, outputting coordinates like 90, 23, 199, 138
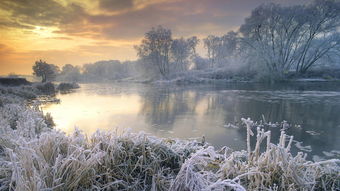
42, 82, 340, 160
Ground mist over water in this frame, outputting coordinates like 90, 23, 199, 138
42, 82, 340, 160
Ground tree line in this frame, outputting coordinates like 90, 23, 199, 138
33, 0, 340, 82
134, 0, 340, 80
32, 59, 140, 83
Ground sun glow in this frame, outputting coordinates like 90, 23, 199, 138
32, 26, 57, 38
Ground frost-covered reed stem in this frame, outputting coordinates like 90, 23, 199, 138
286, 135, 293, 152
266, 131, 271, 153
241, 118, 254, 159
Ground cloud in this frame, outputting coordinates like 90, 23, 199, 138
85, 0, 247, 40
0, 0, 87, 28
98, 0, 134, 11
0, 0, 311, 40
46, 36, 73, 40
0, 20, 35, 29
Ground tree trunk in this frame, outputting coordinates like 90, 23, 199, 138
42, 75, 46, 83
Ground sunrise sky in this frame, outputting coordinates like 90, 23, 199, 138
0, 0, 309, 75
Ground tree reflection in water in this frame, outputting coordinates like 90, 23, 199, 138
43, 82, 340, 160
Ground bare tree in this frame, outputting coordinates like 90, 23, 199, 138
170, 36, 199, 72
32, 60, 59, 82
187, 36, 200, 59
203, 32, 238, 68
240, 0, 340, 77
204, 35, 219, 67
82, 60, 129, 82
135, 26, 173, 78
295, 0, 340, 73
59, 64, 81, 82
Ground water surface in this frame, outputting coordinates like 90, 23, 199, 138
42, 82, 340, 160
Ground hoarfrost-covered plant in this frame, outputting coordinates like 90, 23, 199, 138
169, 118, 339, 190
0, 128, 207, 190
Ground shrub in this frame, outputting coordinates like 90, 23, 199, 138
57, 82, 80, 92
43, 112, 55, 128
35, 82, 56, 95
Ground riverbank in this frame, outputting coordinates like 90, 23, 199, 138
0, 84, 339, 190
119, 68, 340, 85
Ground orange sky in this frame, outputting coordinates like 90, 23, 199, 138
0, 0, 308, 75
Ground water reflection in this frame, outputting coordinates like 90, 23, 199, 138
42, 82, 340, 160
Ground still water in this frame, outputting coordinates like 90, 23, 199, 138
42, 82, 340, 160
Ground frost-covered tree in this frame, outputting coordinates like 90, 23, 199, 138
217, 32, 238, 66
193, 56, 209, 70
32, 60, 59, 82
187, 36, 200, 58
295, 0, 340, 73
203, 32, 238, 68
59, 64, 81, 82
240, 0, 340, 77
204, 35, 219, 67
135, 26, 173, 78
171, 38, 190, 72
171, 36, 199, 72
82, 60, 129, 82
